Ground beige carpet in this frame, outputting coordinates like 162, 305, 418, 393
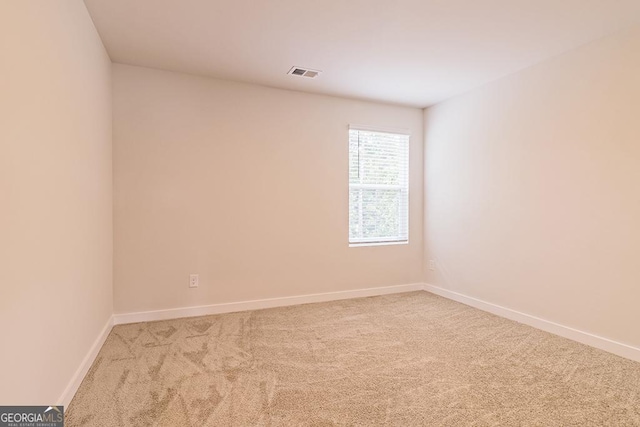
67, 292, 640, 426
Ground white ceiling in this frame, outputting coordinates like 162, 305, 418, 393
84, 0, 640, 108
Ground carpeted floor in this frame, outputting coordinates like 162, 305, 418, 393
67, 291, 640, 426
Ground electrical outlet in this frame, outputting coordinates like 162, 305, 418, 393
428, 260, 436, 271
189, 274, 199, 288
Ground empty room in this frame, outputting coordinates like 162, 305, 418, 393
2, 0, 640, 425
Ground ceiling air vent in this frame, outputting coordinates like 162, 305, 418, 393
287, 66, 321, 79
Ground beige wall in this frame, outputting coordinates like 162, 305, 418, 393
113, 64, 423, 314
0, 1, 112, 404
424, 26, 640, 347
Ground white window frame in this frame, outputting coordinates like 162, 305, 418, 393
348, 124, 410, 247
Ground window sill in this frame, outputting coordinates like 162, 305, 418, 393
349, 240, 408, 248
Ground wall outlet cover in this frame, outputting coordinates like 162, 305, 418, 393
189, 274, 199, 288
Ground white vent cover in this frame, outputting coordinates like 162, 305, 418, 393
287, 66, 321, 79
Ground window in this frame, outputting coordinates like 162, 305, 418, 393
349, 125, 409, 246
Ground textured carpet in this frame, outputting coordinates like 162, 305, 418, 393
67, 292, 640, 426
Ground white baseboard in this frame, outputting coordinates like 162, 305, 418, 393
424, 284, 640, 363
113, 283, 425, 325
63, 282, 640, 410
58, 315, 114, 408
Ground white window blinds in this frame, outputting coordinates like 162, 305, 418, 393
349, 126, 409, 245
